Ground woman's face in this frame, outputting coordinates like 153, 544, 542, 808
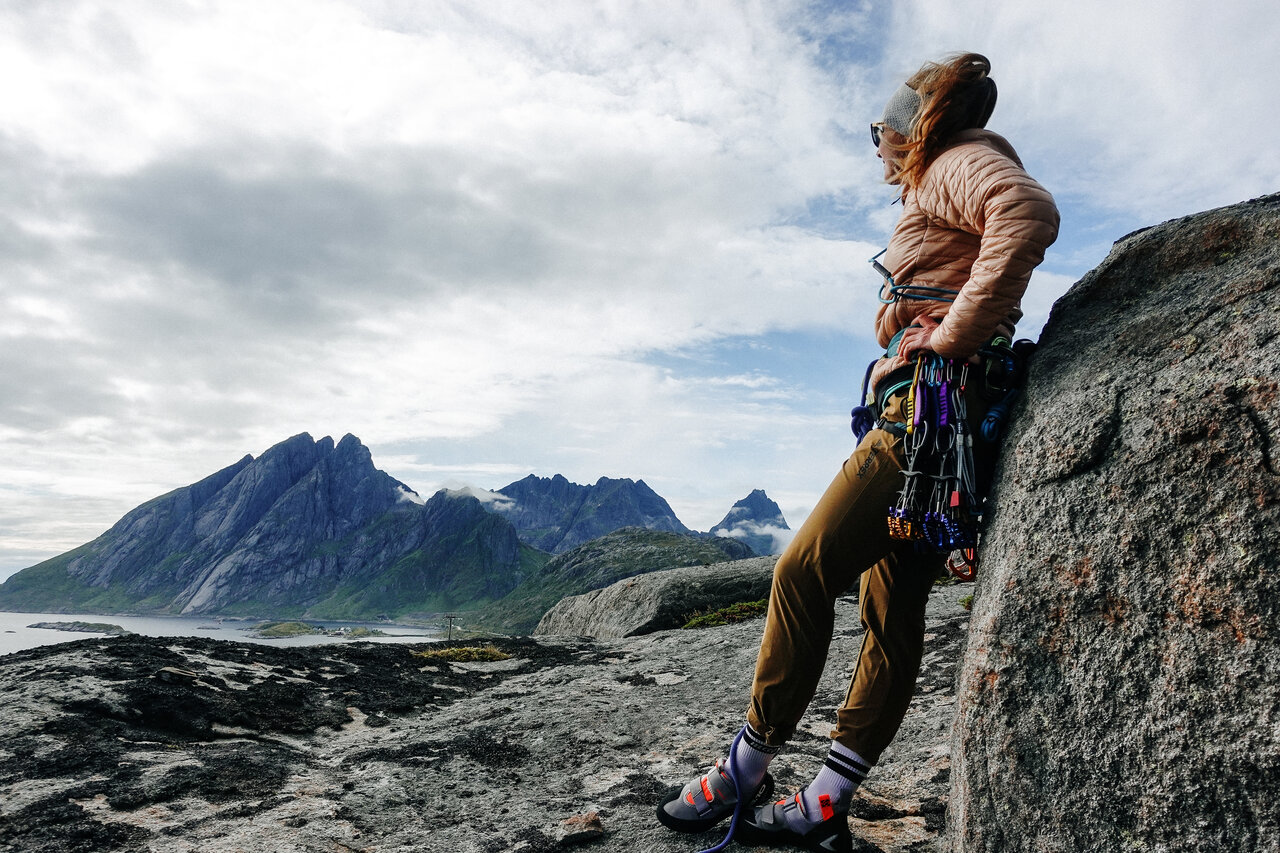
877, 126, 907, 184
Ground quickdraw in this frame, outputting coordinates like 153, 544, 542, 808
885, 339, 1036, 581
887, 353, 984, 580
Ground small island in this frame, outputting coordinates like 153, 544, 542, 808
28, 621, 131, 636
248, 621, 387, 639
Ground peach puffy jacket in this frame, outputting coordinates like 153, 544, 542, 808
870, 128, 1060, 391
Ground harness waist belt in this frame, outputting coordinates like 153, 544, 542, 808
873, 364, 917, 416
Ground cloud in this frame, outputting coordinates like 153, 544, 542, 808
3, 0, 1276, 581
882, 1, 1280, 222
441, 484, 515, 511
714, 521, 796, 555
395, 486, 424, 506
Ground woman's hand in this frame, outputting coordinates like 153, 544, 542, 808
898, 315, 940, 361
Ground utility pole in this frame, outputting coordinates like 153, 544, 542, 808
442, 613, 460, 642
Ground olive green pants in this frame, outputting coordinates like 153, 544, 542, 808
745, 393, 954, 763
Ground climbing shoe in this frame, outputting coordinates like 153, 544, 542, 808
736, 792, 854, 852
655, 758, 774, 833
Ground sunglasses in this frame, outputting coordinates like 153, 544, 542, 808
870, 122, 887, 147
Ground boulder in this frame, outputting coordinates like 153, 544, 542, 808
534, 555, 778, 639
473, 528, 754, 635
949, 194, 1280, 850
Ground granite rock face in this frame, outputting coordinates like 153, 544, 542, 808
949, 194, 1280, 851
535, 555, 778, 639
489, 474, 691, 554
709, 489, 791, 556
0, 582, 974, 853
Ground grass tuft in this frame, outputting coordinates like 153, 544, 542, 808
412, 644, 512, 663
682, 599, 768, 629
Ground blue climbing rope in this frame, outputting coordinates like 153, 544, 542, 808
696, 727, 748, 853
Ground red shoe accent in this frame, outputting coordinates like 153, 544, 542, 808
685, 792, 696, 806
819, 793, 834, 821
700, 777, 715, 802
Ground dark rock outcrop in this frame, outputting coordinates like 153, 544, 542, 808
0, 582, 973, 853
949, 195, 1280, 850
535, 555, 777, 639
0, 434, 547, 618
489, 474, 691, 553
471, 528, 753, 635
708, 489, 790, 555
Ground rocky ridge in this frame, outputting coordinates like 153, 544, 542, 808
487, 474, 692, 554
535, 555, 778, 639
0, 577, 970, 853
472, 528, 754, 635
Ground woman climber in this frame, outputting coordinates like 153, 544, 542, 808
656, 52, 1060, 852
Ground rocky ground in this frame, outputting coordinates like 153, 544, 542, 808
0, 582, 971, 853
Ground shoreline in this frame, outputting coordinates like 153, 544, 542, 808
0, 609, 443, 656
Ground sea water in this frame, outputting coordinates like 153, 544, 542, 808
0, 610, 441, 657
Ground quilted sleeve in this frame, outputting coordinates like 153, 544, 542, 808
928, 147, 1060, 358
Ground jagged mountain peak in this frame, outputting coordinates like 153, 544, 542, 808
710, 489, 790, 556
489, 474, 690, 554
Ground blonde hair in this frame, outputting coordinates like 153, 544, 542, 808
891, 53, 998, 190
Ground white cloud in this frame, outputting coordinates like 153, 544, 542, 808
395, 486, 424, 506
0, 0, 887, 577
442, 485, 515, 510
882, 1, 1280, 222
714, 521, 795, 555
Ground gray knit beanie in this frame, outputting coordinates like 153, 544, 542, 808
881, 83, 922, 137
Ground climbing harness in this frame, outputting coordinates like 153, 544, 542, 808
849, 248, 1038, 581
861, 338, 1036, 581
975, 337, 1037, 443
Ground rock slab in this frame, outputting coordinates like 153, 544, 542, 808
949, 194, 1280, 850
535, 555, 778, 638
0, 582, 975, 853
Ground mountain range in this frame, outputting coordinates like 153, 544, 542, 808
0, 433, 787, 626
486, 473, 690, 553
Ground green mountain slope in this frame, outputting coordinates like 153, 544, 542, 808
469, 527, 753, 634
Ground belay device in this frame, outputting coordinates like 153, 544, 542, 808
886, 338, 1034, 580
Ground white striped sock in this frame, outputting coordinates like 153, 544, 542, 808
800, 741, 872, 822
729, 723, 779, 793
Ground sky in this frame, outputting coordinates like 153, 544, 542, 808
2, 0, 1278, 581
